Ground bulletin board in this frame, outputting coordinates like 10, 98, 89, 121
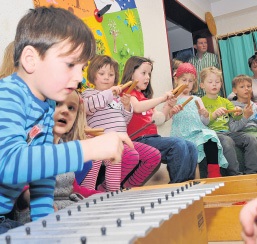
33, 0, 144, 89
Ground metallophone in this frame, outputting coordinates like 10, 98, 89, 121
0, 181, 225, 244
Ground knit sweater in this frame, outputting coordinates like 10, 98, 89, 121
0, 74, 84, 220
82, 88, 132, 132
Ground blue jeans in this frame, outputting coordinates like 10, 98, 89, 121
135, 135, 197, 183
0, 216, 23, 234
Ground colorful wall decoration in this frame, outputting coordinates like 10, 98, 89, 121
33, 0, 144, 89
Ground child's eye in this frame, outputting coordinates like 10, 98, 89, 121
68, 106, 75, 111
56, 102, 61, 107
67, 63, 75, 68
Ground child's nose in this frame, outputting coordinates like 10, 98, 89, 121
73, 67, 83, 84
61, 107, 69, 114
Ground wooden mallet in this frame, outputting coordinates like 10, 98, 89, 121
112, 81, 133, 95
181, 96, 193, 108
120, 81, 133, 91
172, 84, 188, 98
125, 80, 139, 94
195, 100, 201, 109
84, 128, 105, 136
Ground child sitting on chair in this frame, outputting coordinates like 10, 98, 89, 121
200, 67, 257, 176
169, 63, 228, 178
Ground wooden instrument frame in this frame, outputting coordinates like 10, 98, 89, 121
135, 174, 257, 242
189, 174, 257, 242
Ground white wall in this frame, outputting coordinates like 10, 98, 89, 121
0, 0, 34, 66
176, 0, 257, 37
136, 1, 172, 135
0, 0, 172, 136
214, 6, 257, 36
211, 0, 257, 17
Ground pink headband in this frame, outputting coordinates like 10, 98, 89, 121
176, 63, 197, 78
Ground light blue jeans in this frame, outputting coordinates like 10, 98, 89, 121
0, 217, 23, 234
135, 135, 198, 183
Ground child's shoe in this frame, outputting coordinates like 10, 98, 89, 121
208, 164, 221, 178
73, 179, 102, 198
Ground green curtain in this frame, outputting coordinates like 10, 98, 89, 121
252, 31, 257, 47
218, 33, 254, 96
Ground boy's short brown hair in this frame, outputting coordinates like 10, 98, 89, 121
232, 74, 252, 88
14, 6, 96, 67
200, 66, 223, 83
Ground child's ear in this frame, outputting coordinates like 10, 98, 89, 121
232, 87, 237, 94
200, 82, 205, 89
20, 45, 39, 74
173, 76, 178, 87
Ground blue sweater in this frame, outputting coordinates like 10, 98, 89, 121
0, 74, 84, 220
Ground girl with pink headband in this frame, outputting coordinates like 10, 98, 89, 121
169, 63, 228, 178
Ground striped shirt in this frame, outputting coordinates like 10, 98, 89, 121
82, 89, 133, 132
0, 74, 84, 220
188, 52, 220, 97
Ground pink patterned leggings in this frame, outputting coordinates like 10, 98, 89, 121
80, 142, 161, 192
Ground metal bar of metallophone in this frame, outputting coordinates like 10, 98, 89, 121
0, 182, 224, 244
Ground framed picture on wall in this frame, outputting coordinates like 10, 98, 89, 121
172, 47, 194, 62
